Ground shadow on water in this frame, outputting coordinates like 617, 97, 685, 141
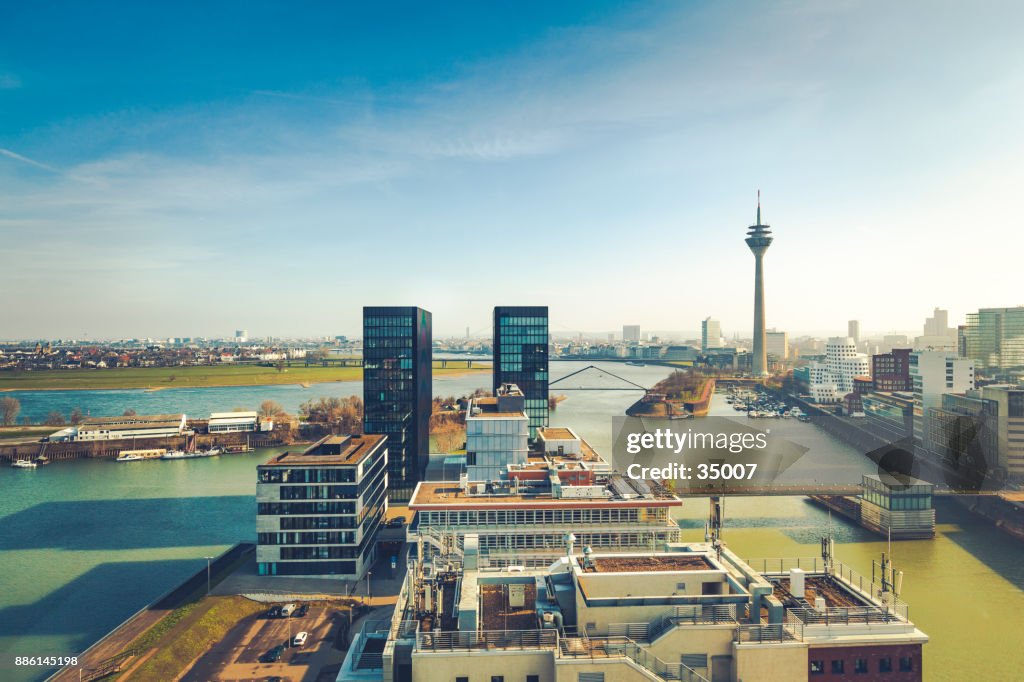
0, 558, 203, 646
0, 496, 254, 550
935, 497, 1024, 592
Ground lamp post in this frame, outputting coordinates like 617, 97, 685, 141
367, 570, 373, 602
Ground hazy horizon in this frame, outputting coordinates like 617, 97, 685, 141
3, 2, 1023, 339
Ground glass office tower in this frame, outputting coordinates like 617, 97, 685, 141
493, 306, 549, 438
363, 306, 432, 502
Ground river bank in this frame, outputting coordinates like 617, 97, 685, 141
0, 363, 488, 392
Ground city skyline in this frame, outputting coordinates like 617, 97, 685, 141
3, 2, 1024, 338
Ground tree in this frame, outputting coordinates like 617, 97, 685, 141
432, 421, 465, 453
259, 400, 287, 420
44, 410, 66, 426
298, 395, 363, 434
275, 358, 286, 373
70, 407, 84, 424
1, 396, 20, 426
123, 408, 137, 416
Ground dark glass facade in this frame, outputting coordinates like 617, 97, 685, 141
493, 306, 549, 438
363, 306, 432, 502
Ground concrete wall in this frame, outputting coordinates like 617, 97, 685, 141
411, 650, 553, 682
733, 643, 807, 682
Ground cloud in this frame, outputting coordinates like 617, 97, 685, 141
0, 148, 60, 173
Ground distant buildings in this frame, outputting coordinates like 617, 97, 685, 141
72, 413, 188, 441
914, 308, 957, 351
701, 317, 722, 351
622, 324, 641, 344
208, 411, 259, 433
256, 434, 387, 579
363, 306, 433, 502
493, 306, 549, 439
848, 320, 861, 344
745, 195, 773, 376
910, 350, 974, 445
961, 306, 1024, 373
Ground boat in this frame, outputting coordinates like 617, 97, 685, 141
625, 361, 646, 367
162, 446, 221, 460
11, 459, 37, 469
115, 453, 145, 462
161, 450, 188, 459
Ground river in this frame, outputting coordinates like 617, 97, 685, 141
1, 361, 1021, 680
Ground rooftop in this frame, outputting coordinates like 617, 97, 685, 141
261, 433, 385, 467
409, 475, 679, 508
583, 555, 715, 573
82, 413, 184, 425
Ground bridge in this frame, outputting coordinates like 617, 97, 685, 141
549, 364, 651, 391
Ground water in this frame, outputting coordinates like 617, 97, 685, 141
1, 361, 1022, 680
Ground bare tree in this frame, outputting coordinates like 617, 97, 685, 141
432, 421, 465, 453
70, 407, 84, 425
123, 408, 137, 416
1, 396, 20, 426
275, 358, 286, 373
259, 400, 287, 420
44, 410, 66, 426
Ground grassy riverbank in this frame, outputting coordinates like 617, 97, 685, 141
0, 362, 490, 391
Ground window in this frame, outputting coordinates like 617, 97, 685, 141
527, 676, 540, 682
854, 658, 868, 673
899, 657, 914, 672
456, 678, 468, 682
879, 658, 893, 672
492, 677, 504, 682
810, 660, 824, 674
831, 660, 844, 674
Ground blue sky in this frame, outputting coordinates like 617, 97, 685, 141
2, 1, 1023, 340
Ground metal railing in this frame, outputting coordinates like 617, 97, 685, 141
560, 636, 710, 682
416, 629, 558, 651
746, 557, 910, 621
734, 622, 803, 643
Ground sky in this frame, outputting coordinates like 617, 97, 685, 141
2, 1, 1023, 340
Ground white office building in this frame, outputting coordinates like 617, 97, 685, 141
807, 338, 869, 402
701, 317, 723, 351
623, 324, 641, 344
766, 329, 788, 360
910, 350, 975, 444
465, 384, 530, 482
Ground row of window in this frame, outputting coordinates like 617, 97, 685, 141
810, 656, 913, 674
418, 507, 664, 526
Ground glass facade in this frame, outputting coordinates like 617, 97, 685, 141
963, 307, 1024, 372
861, 475, 933, 511
493, 306, 549, 438
363, 306, 432, 502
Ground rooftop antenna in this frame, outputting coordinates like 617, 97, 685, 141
756, 189, 761, 226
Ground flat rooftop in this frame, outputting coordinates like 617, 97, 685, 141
261, 433, 385, 467
480, 582, 537, 631
538, 427, 575, 440
410, 481, 679, 507
584, 555, 715, 573
82, 413, 183, 425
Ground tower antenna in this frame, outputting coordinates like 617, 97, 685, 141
757, 189, 761, 225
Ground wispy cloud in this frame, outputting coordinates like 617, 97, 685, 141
0, 148, 60, 173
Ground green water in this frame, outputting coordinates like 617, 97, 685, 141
1, 363, 1022, 680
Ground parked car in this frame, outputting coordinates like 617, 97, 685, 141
292, 631, 309, 648
293, 603, 309, 618
266, 605, 281, 618
279, 603, 297, 617
260, 644, 285, 662
387, 516, 407, 528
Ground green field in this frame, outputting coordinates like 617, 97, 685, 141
0, 362, 489, 391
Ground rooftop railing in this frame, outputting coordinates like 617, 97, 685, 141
416, 628, 558, 651
560, 636, 710, 682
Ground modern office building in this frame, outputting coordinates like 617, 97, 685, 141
872, 348, 913, 392
701, 317, 722, 351
766, 328, 788, 361
256, 434, 388, 579
745, 193, 773, 376
961, 306, 1024, 372
926, 384, 1024, 480
364, 306, 432, 502
914, 308, 957, 351
342, 540, 927, 682
909, 350, 975, 445
623, 324, 641, 344
805, 338, 869, 403
494, 306, 549, 438
848, 320, 861, 344
464, 383, 530, 482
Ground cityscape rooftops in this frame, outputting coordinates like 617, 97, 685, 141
261, 433, 385, 467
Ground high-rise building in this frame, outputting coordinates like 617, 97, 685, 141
464, 383, 530, 481
910, 350, 975, 445
363, 306, 432, 502
961, 306, 1024, 372
494, 306, 549, 438
766, 328, 788, 360
235, 329, 248, 343
622, 324, 641, 344
701, 317, 722, 351
745, 192, 773, 376
256, 434, 387, 579
848, 320, 861, 344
